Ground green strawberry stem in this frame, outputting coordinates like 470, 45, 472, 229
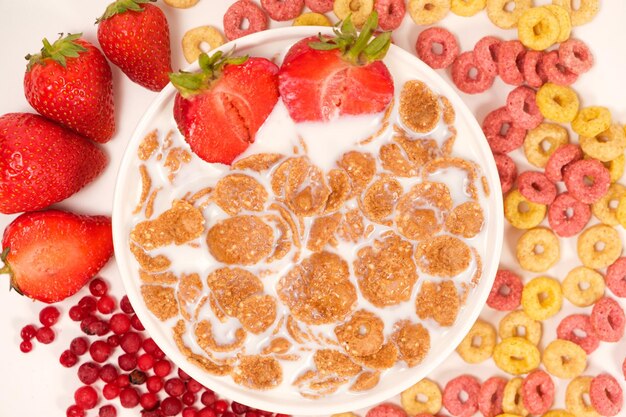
25, 33, 87, 70
0, 248, 11, 276
309, 12, 392, 66
96, 0, 155, 23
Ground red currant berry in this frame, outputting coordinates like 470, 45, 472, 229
66, 404, 85, 417
69, 305, 87, 322
60, 350, 78, 367
107, 334, 121, 347
78, 362, 101, 385
140, 392, 160, 410
199, 408, 217, 417
89, 278, 108, 297
231, 402, 248, 414
213, 400, 228, 414
20, 324, 37, 340
120, 295, 134, 314
39, 306, 60, 327
109, 313, 131, 335
137, 353, 154, 371
119, 387, 140, 408
223, 412, 237, 417
118, 353, 137, 371
182, 392, 196, 406
154, 360, 172, 377
99, 364, 118, 383
201, 391, 216, 407
164, 378, 185, 397
89, 320, 110, 336
147, 375, 164, 393
142, 337, 158, 353
36, 326, 55, 344
130, 314, 145, 331
19, 340, 33, 353
89, 341, 112, 363
102, 383, 121, 400
80, 315, 99, 335
97, 295, 116, 315
183, 407, 199, 417
116, 374, 130, 388
178, 368, 191, 380
78, 296, 97, 313
74, 386, 99, 410
162, 396, 183, 416
98, 404, 117, 417
186, 379, 203, 394
120, 332, 142, 354
70, 337, 89, 356
244, 412, 259, 417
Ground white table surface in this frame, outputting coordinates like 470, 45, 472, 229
1, 1, 626, 416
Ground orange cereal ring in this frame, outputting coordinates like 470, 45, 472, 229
182, 26, 225, 64
542, 339, 587, 379
577, 224, 622, 269
498, 310, 542, 345
334, 0, 374, 27
572, 106, 611, 138
522, 276, 563, 321
400, 379, 442, 415
523, 123, 570, 168
515, 227, 560, 273
486, 0, 533, 29
451, 0, 486, 16
456, 318, 496, 363
552, 0, 599, 26
562, 266, 605, 307
536, 82, 579, 123
493, 337, 540, 375
504, 189, 546, 229
518, 6, 560, 51
543, 411, 575, 417
580, 124, 626, 162
408, 0, 450, 25
502, 377, 529, 416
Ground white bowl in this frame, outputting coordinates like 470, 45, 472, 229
112, 26, 504, 416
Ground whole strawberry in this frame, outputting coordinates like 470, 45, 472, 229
279, 12, 394, 122
97, 0, 172, 91
1, 210, 113, 303
0, 113, 107, 214
24, 33, 115, 143
170, 51, 279, 164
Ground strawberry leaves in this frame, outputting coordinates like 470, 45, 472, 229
97, 0, 155, 23
26, 33, 87, 70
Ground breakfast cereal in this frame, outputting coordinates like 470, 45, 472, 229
375, 0, 405, 29
442, 375, 480, 417
415, 281, 460, 326
557, 314, 600, 354
391, 320, 430, 367
590, 296, 625, 342
502, 377, 529, 416
407, 0, 450, 25
223, 0, 268, 40
565, 376, 600, 417
478, 376, 506, 417
521, 370, 554, 414
400, 378, 442, 415
456, 318, 496, 363
589, 374, 623, 416
261, 0, 303, 21
493, 336, 540, 375
486, 0, 532, 29
415, 27, 459, 70
542, 339, 587, 379
547, 193, 591, 237
333, 0, 373, 26
487, 270, 523, 311
498, 310, 542, 345
541, 50, 578, 86
452, 51, 495, 94
181, 26, 225, 64
561, 266, 605, 307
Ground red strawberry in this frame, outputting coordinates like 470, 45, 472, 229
170, 51, 279, 164
24, 33, 115, 143
0, 113, 107, 214
1, 210, 113, 303
97, 0, 172, 91
279, 12, 394, 122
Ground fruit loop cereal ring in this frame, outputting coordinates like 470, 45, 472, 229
591, 296, 625, 342
580, 124, 626, 162
559, 39, 594, 75
451, 0, 485, 16
536, 83, 579, 123
162, 0, 199, 8
506, 86, 543, 130
334, 0, 374, 27
486, 0, 532, 29
493, 337, 540, 375
521, 370, 554, 414
498, 40, 526, 86
366, 403, 408, 417
261, 0, 304, 20
474, 36, 501, 78
516, 227, 560, 273
401, 379, 442, 415
518, 7, 560, 51
518, 171, 557, 204
504, 189, 546, 229
522, 50, 547, 88
590, 374, 623, 416
502, 377, 529, 416
557, 314, 600, 354
499, 310, 542, 345
223, 0, 269, 41
375, 0, 406, 30
543, 339, 587, 379
545, 144, 582, 182
603, 155, 625, 183
494, 153, 517, 194
478, 377, 506, 417
487, 270, 523, 311
553, 0, 599, 26
452, 51, 495, 94
544, 4, 572, 43
522, 276, 562, 320
292, 12, 332, 26
592, 183, 626, 226
548, 193, 591, 237
543, 411, 575, 417
523, 123, 569, 168
540, 50, 578, 86
606, 258, 626, 298
416, 27, 459, 70
617, 195, 626, 228
456, 319, 496, 363
577, 224, 622, 269
483, 107, 525, 153
442, 375, 480, 417
407, 0, 450, 25
562, 266, 605, 307
564, 159, 610, 204
572, 106, 611, 138
305, 0, 333, 13
565, 377, 598, 417
182, 26, 226, 64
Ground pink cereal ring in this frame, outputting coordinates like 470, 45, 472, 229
547, 193, 591, 237
493, 153, 517, 194
443, 375, 480, 417
517, 171, 557, 204
487, 269, 523, 311
540, 50, 578, 86
545, 144, 583, 183
416, 27, 460, 69
304, 0, 333, 12
223, 0, 268, 40
523, 50, 548, 88
482, 107, 526, 154
559, 39, 594, 75
606, 258, 626, 298
375, 0, 406, 30
451, 51, 495, 94
478, 377, 506, 417
563, 159, 611, 204
506, 86, 543, 130
590, 374, 623, 417
557, 314, 600, 354
261, 0, 304, 21
366, 404, 408, 417
521, 370, 555, 415
474, 36, 501, 78
591, 296, 625, 342
498, 40, 526, 86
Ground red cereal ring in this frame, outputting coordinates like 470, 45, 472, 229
223, 0, 269, 40
506, 86, 543, 130
522, 50, 548, 88
606, 258, 626, 298
563, 159, 611, 204
590, 374, 623, 417
451, 51, 496, 94
443, 375, 480, 417
521, 370, 555, 415
478, 377, 506, 417
494, 153, 517, 194
545, 144, 583, 183
517, 171, 557, 204
557, 314, 600, 354
559, 39, 594, 75
498, 40, 526, 86
474, 36, 501, 78
547, 193, 591, 237
366, 403, 408, 417
623, 358, 626, 381
261, 0, 304, 20
487, 269, 523, 311
482, 107, 526, 154
540, 50, 578, 86
591, 296, 626, 342
416, 27, 460, 69
375, 0, 406, 30
304, 0, 333, 12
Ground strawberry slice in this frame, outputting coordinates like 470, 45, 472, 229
279, 12, 394, 122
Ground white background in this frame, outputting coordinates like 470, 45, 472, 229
1, 0, 626, 416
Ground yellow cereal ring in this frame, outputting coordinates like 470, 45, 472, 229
400, 378, 442, 415
580, 124, 626, 162
562, 266, 605, 307
516, 227, 560, 273
408, 0, 451, 25
552, 0, 599, 26
572, 106, 611, 138
536, 83, 579, 123
486, 0, 533, 29
565, 376, 599, 417
617, 195, 626, 228
293, 12, 332, 26
496, 414, 525, 417
502, 377, 530, 416
456, 319, 497, 363
542, 411, 576, 417
450, 0, 486, 16
504, 189, 547, 229
577, 224, 622, 269
542, 339, 587, 379
181, 26, 226, 64
591, 183, 626, 226
334, 0, 374, 27
499, 310, 542, 345
543, 5, 572, 43
523, 123, 569, 168
493, 337, 540, 375
163, 0, 199, 8
518, 7, 560, 51
522, 276, 563, 321
605, 154, 625, 183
